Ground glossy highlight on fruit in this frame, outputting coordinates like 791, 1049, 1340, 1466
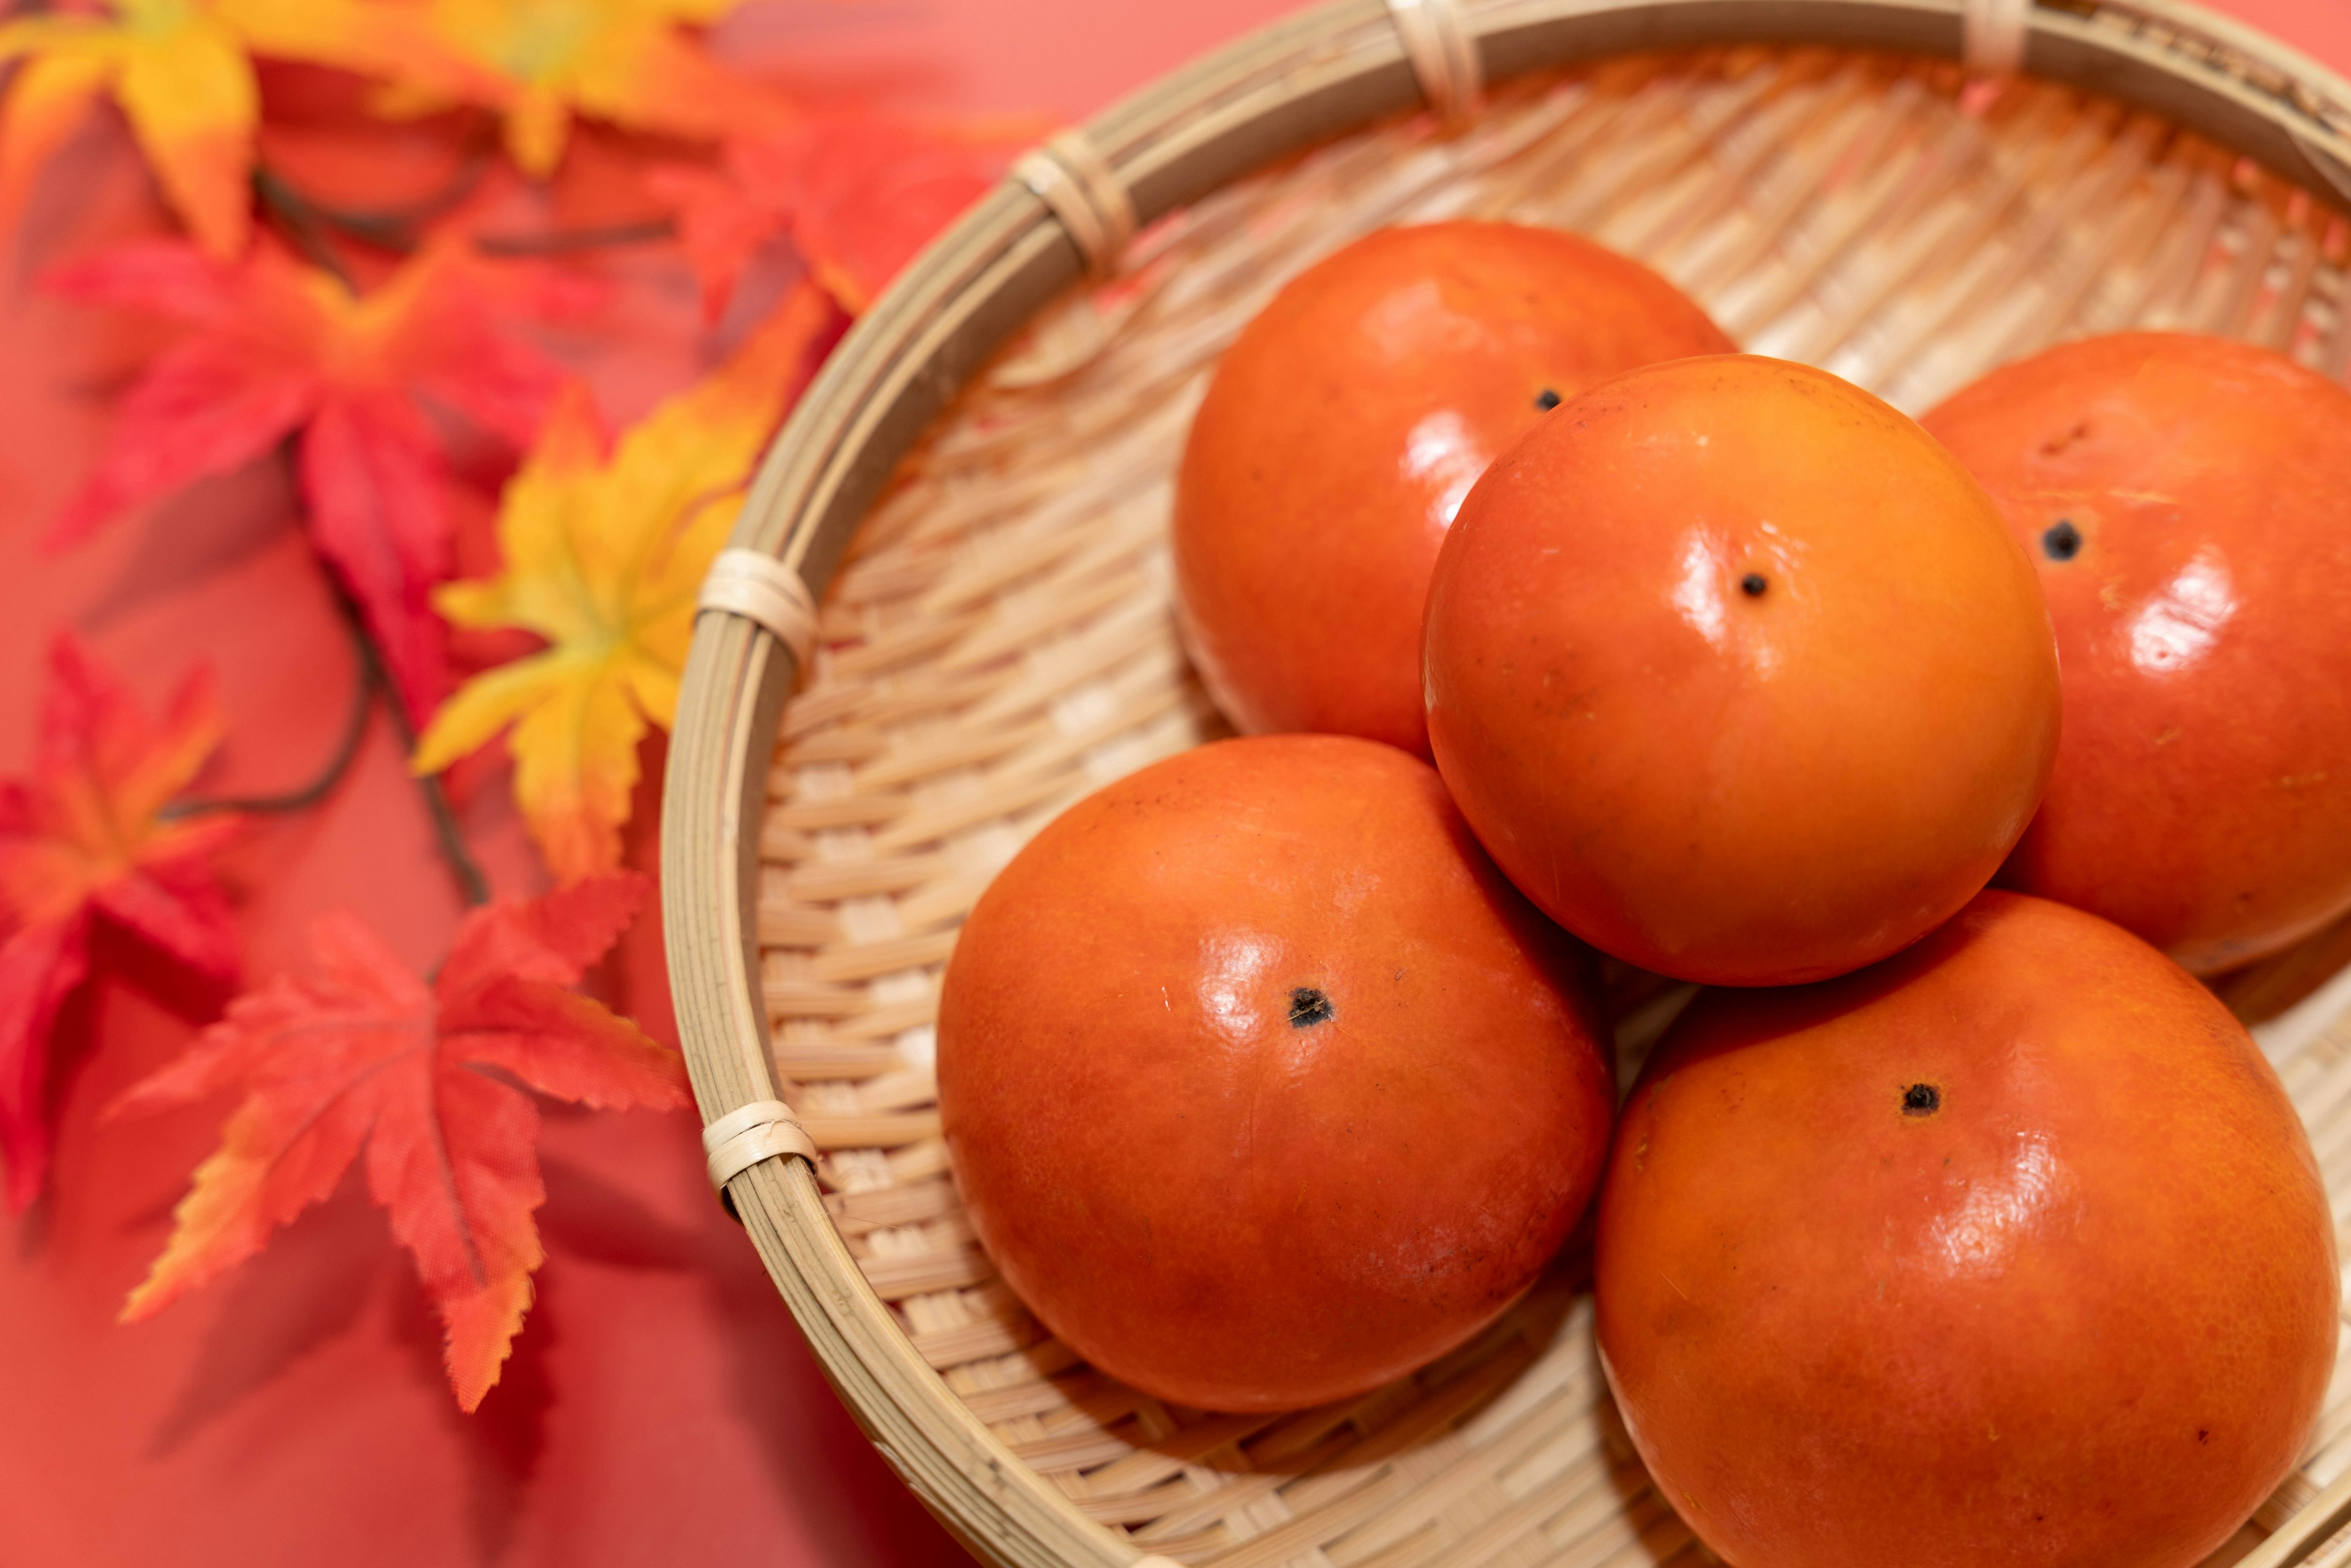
1174, 222, 1732, 757
937, 735, 1616, 1411
1423, 354, 2060, 986
1923, 332, 2351, 973
1595, 891, 2338, 1568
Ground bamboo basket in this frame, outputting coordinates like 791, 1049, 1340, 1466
662, 2, 2351, 1564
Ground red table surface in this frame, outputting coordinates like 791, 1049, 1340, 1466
1, 3, 2343, 1566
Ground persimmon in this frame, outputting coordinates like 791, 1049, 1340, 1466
937, 734, 1614, 1411
1174, 222, 1731, 757
1593, 891, 2337, 1568
1922, 332, 2351, 973
1423, 354, 2059, 986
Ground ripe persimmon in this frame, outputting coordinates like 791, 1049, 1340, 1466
1594, 890, 2337, 1568
1922, 332, 2351, 973
1423, 354, 2059, 986
1174, 222, 1731, 757
937, 735, 1615, 1411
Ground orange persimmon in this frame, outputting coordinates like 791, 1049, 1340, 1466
1923, 332, 2351, 973
1423, 354, 2060, 986
937, 735, 1614, 1411
1174, 222, 1731, 757
1594, 890, 2336, 1568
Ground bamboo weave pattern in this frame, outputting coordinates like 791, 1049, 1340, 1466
756, 48, 2351, 1568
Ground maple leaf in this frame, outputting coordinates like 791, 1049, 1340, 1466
411, 282, 842, 882
0, 636, 241, 1210
0, 0, 478, 258
362, 0, 775, 178
114, 872, 688, 1410
46, 236, 591, 724
654, 113, 1011, 320
1, 0, 265, 257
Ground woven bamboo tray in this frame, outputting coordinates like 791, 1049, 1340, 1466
662, 2, 2351, 1564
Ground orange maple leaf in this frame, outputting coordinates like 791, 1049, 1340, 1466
0, 636, 240, 1210
46, 236, 593, 724
654, 112, 1013, 320
113, 872, 688, 1410
0, 0, 474, 257
410, 285, 841, 882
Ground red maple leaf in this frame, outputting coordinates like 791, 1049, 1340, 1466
0, 634, 240, 1210
112, 873, 690, 1409
44, 236, 596, 722
653, 112, 1011, 320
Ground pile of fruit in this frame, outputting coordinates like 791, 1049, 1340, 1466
934, 222, 2351, 1567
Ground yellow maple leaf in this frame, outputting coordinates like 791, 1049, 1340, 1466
0, 0, 477, 257
1, 0, 258, 256
380, 0, 773, 177
411, 283, 837, 882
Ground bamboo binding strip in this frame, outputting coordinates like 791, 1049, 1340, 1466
669, 4, 2351, 1567
702, 1098, 817, 1195
1962, 0, 2030, 76
1387, 0, 1485, 117
699, 548, 820, 669
1014, 132, 1141, 278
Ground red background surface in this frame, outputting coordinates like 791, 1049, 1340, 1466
2, 2, 2345, 1565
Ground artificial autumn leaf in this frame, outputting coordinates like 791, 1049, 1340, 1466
654, 112, 1011, 320
1, 0, 264, 257
113, 872, 688, 1410
47, 236, 592, 723
412, 282, 841, 881
0, 636, 241, 1210
0, 0, 479, 257
366, 0, 776, 179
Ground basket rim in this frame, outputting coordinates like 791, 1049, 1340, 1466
661, 4, 2351, 1566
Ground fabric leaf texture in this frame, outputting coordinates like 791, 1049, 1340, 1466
0, 0, 481, 256
367, 0, 773, 176
656, 113, 1010, 320
113, 873, 688, 1411
0, 636, 240, 1209
45, 238, 593, 722
0, 0, 260, 256
411, 283, 842, 881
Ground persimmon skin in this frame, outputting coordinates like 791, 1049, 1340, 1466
1922, 332, 2351, 973
937, 735, 1615, 1412
1174, 222, 1731, 758
1423, 354, 2060, 986
1595, 891, 2338, 1568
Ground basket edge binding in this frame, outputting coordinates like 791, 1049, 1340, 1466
663, 3, 2351, 1565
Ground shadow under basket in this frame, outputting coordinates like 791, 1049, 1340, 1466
661, 2, 2351, 1564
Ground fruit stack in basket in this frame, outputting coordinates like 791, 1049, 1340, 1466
932, 220, 2351, 1568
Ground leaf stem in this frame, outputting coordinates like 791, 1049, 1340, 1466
328, 148, 496, 244
160, 592, 490, 907
377, 668, 492, 910
253, 145, 498, 255
254, 152, 673, 265
253, 166, 358, 292
376, 681, 491, 912
473, 217, 678, 257
161, 616, 377, 819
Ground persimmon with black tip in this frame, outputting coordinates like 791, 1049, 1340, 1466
938, 734, 1615, 1411
1922, 331, 2351, 973
1174, 222, 1731, 757
1595, 891, 2338, 1568
1423, 353, 2060, 986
